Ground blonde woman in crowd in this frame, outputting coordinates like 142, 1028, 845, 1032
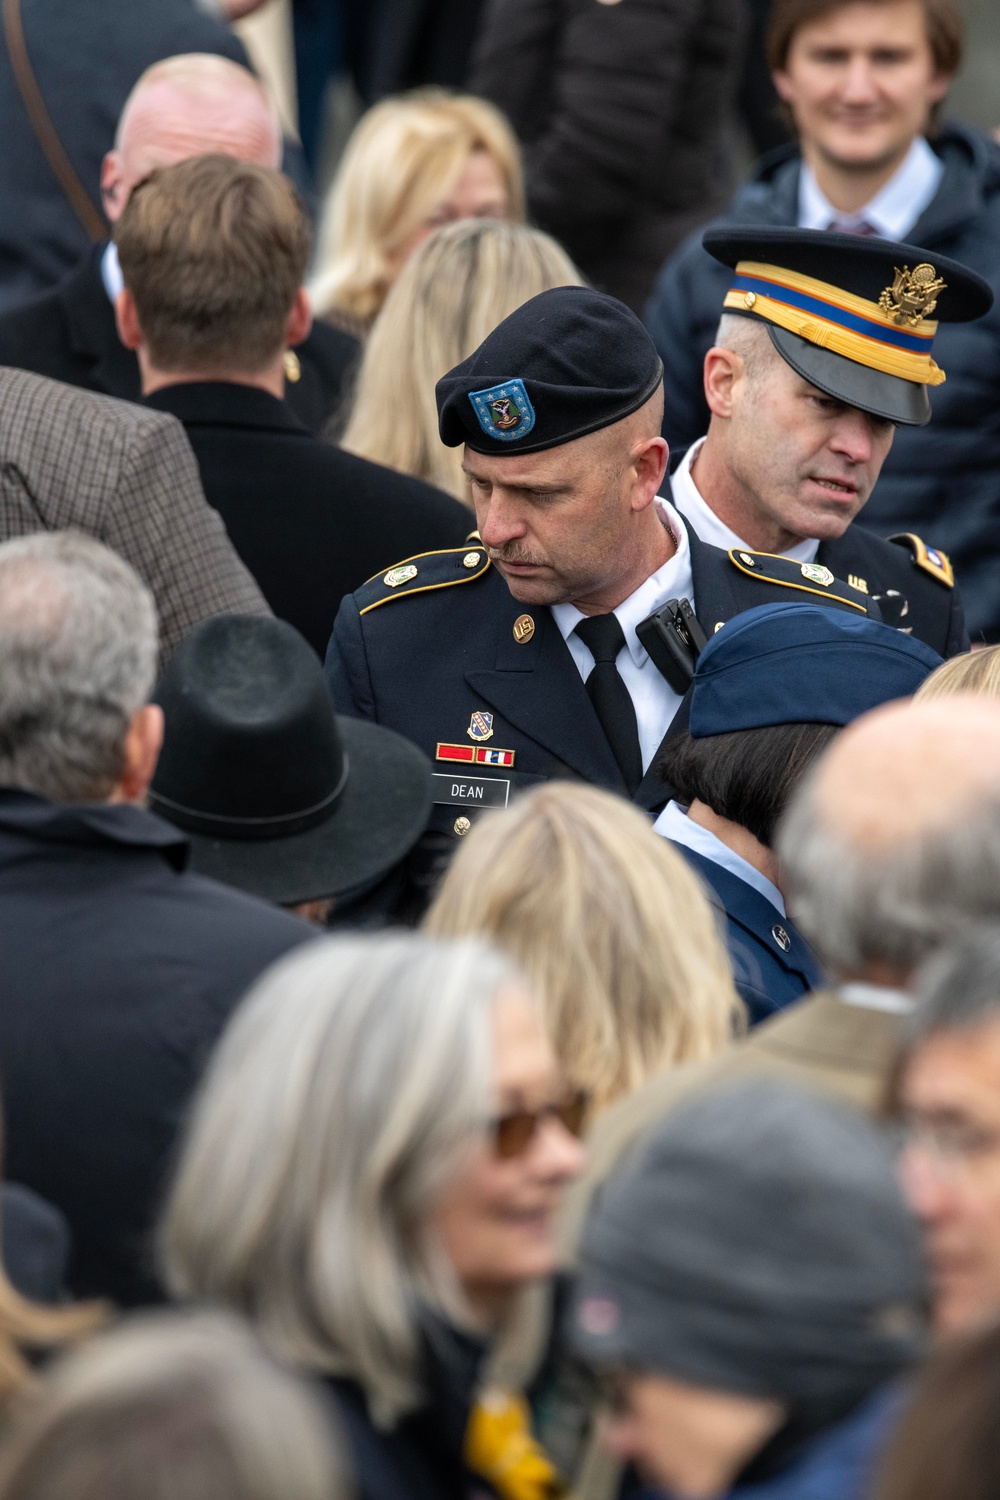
160, 934, 584, 1500
310, 90, 524, 336
0, 1312, 351, 1500
340, 218, 580, 500
915, 643, 1000, 700
425, 784, 744, 1122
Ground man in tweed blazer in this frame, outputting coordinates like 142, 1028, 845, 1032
0, 366, 268, 663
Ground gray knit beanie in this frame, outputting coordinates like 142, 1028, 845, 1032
572, 1079, 927, 1401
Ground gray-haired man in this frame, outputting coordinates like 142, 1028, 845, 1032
0, 532, 312, 1307
895, 925, 1000, 1337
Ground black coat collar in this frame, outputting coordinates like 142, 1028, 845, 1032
0, 789, 189, 869
59, 244, 141, 399
143, 379, 310, 436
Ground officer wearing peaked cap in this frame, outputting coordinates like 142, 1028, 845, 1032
666, 224, 992, 657
324, 275, 970, 876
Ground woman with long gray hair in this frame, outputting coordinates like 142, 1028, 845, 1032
160, 934, 585, 1500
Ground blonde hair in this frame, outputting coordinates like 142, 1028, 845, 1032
425, 784, 744, 1116
340, 219, 580, 500
0, 1311, 349, 1500
915, 647, 1000, 701
310, 89, 525, 328
161, 934, 520, 1429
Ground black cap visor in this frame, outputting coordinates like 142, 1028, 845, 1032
178, 718, 432, 907
767, 324, 931, 427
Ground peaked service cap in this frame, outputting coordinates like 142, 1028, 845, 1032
704, 225, 993, 426
436, 286, 664, 455
689, 601, 942, 737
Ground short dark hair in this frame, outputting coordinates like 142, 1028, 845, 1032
115, 154, 311, 374
767, 0, 963, 77
657, 722, 839, 848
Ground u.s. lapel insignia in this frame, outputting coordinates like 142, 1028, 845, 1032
772, 924, 791, 952
801, 563, 834, 588
848, 574, 869, 594
467, 711, 494, 743
513, 614, 535, 643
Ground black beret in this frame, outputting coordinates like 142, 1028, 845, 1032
703, 225, 994, 426
436, 286, 663, 456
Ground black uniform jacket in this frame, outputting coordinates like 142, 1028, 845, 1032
0, 245, 358, 435
0, 790, 313, 1306
145, 382, 472, 659
326, 516, 965, 850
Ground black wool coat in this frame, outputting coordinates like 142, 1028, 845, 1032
0, 246, 359, 437
0, 792, 313, 1306
145, 382, 472, 660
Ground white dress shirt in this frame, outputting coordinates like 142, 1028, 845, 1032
550, 498, 693, 773
654, 799, 787, 914
101, 242, 124, 302
670, 439, 819, 564
798, 136, 944, 240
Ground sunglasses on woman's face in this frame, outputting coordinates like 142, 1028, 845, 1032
491, 1090, 589, 1159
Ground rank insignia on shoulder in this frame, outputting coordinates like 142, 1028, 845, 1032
889, 532, 955, 588
727, 547, 870, 614
437, 743, 515, 768
468, 711, 494, 742
357, 546, 491, 615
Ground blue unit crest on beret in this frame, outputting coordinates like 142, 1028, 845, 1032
469, 379, 536, 442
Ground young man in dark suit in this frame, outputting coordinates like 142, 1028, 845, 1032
115, 152, 471, 659
0, 53, 354, 434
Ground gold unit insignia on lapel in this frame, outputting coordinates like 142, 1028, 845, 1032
467, 711, 494, 743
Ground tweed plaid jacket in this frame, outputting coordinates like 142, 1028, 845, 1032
0, 366, 268, 663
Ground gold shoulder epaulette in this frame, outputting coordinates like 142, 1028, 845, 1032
889, 532, 955, 588
358, 544, 491, 616
727, 548, 869, 613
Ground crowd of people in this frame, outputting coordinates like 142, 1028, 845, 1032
0, 0, 998, 1496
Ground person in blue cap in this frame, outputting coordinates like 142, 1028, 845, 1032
324, 266, 974, 877
655, 600, 942, 1022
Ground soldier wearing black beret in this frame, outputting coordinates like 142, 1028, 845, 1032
325, 244, 988, 865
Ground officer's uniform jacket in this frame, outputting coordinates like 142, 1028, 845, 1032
671, 844, 825, 1026
325, 517, 964, 849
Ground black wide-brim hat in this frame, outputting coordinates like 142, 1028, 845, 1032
704, 226, 993, 426
149, 616, 432, 907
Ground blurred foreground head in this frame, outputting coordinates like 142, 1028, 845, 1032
425, 782, 742, 1116
895, 925, 1000, 1336
162, 934, 583, 1428
573, 1078, 924, 1499
0, 1311, 351, 1500
777, 697, 1000, 985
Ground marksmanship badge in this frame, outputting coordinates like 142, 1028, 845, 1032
469, 379, 536, 442
878, 264, 947, 327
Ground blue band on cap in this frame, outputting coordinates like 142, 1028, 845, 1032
469, 379, 536, 442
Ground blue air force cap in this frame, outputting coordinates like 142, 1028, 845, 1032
689, 602, 942, 738
436, 287, 663, 455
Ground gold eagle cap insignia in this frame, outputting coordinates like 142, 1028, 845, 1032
878, 263, 947, 327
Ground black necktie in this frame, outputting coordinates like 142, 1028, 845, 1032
574, 614, 643, 794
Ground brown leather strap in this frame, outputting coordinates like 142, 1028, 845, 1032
3, 0, 106, 241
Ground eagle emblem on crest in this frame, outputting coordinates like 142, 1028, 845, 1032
878, 263, 947, 327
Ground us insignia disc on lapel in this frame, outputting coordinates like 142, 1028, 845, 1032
467, 711, 494, 743
513, 614, 535, 643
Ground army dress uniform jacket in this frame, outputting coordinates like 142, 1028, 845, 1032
325, 519, 963, 852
